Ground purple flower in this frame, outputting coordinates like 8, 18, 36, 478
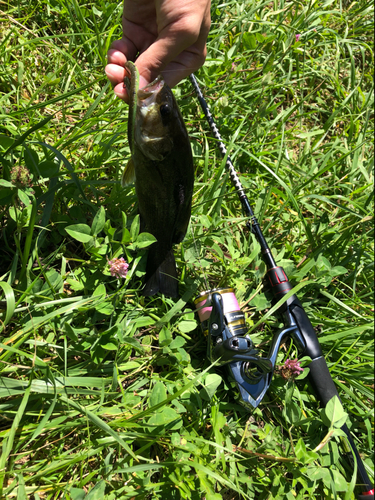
10, 165, 33, 188
108, 257, 129, 279
280, 358, 304, 380
295, 34, 301, 42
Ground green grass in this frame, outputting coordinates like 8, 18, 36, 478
0, 0, 374, 499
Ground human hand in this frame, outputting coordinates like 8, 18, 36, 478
105, 0, 211, 101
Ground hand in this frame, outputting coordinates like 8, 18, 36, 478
105, 0, 211, 101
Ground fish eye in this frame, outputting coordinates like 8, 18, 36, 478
160, 104, 171, 117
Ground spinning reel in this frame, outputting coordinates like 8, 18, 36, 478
194, 286, 306, 409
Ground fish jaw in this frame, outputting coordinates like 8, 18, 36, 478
134, 78, 175, 161
137, 75, 164, 102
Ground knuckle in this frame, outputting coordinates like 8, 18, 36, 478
175, 18, 201, 44
194, 51, 207, 70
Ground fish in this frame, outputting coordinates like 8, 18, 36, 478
122, 62, 194, 298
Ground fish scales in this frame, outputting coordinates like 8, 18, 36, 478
122, 62, 194, 298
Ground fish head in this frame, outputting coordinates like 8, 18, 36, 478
134, 77, 177, 161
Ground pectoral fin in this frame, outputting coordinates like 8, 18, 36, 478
121, 157, 136, 187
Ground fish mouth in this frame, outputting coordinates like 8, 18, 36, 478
136, 75, 166, 141
134, 74, 172, 159
137, 75, 165, 106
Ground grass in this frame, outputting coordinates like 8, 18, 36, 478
0, 0, 374, 498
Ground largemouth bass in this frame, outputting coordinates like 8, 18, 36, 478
122, 62, 194, 298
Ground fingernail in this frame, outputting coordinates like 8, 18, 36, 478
105, 67, 114, 79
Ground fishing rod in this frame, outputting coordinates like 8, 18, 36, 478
189, 73, 374, 500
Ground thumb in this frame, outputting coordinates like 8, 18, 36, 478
134, 28, 198, 86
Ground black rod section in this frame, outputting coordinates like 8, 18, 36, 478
189, 73, 276, 270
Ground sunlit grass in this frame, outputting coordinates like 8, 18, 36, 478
0, 0, 373, 498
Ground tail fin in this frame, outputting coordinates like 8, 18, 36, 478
143, 250, 179, 298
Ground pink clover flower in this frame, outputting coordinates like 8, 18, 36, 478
108, 257, 129, 279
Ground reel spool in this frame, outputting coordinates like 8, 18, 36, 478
194, 288, 273, 409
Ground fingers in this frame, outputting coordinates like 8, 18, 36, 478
105, 0, 211, 99
135, 12, 210, 85
107, 39, 131, 66
161, 45, 208, 88
105, 38, 147, 101
105, 63, 127, 100
105, 39, 131, 101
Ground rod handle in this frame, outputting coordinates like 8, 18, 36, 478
307, 355, 339, 405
